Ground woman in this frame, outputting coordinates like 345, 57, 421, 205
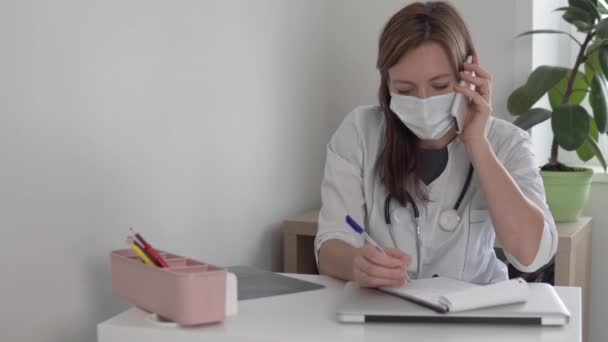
315, 1, 557, 288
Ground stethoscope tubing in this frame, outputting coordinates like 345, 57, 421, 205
383, 164, 474, 278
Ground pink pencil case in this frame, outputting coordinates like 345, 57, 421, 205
110, 249, 227, 326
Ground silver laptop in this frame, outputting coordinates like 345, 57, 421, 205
337, 282, 571, 326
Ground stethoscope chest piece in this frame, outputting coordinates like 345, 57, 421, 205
438, 209, 460, 232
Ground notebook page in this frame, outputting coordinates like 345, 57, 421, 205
381, 277, 479, 307
438, 278, 529, 312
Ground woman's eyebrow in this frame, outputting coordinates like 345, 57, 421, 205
392, 73, 453, 84
392, 79, 415, 85
429, 73, 453, 81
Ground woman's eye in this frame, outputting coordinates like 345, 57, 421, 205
397, 89, 412, 95
433, 84, 450, 90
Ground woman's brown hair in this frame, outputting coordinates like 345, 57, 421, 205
377, 1, 475, 206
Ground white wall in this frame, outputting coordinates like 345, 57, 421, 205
0, 1, 330, 341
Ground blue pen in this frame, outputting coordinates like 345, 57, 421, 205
345, 215, 386, 254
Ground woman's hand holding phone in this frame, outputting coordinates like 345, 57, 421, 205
454, 53, 493, 147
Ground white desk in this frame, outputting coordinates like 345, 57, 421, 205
98, 274, 582, 342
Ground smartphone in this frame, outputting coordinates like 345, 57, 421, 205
450, 55, 475, 134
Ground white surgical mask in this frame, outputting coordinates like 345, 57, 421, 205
389, 92, 456, 140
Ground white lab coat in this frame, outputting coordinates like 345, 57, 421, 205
314, 105, 558, 284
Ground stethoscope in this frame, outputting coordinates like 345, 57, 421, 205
383, 164, 474, 278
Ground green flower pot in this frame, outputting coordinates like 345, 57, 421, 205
540, 168, 594, 222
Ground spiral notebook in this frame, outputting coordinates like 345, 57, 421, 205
337, 276, 571, 326
379, 277, 529, 313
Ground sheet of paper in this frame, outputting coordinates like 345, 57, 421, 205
440, 278, 529, 312
381, 277, 478, 305
381, 277, 529, 313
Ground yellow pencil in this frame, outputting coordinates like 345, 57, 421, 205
127, 237, 156, 266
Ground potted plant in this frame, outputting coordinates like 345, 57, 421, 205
509, 0, 608, 222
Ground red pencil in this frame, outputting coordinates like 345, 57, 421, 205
130, 227, 169, 268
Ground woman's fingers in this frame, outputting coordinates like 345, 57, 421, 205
455, 83, 490, 111
385, 248, 412, 266
459, 71, 487, 88
361, 245, 406, 268
353, 245, 410, 288
354, 254, 407, 281
459, 71, 491, 102
472, 53, 480, 65
457, 54, 493, 144
462, 58, 493, 104
353, 263, 406, 288
463, 60, 492, 81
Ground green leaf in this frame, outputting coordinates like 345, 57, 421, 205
563, 6, 596, 31
597, 18, 608, 38
600, 46, 608, 75
563, 5, 595, 22
571, 20, 595, 32
548, 71, 589, 109
586, 64, 595, 85
590, 72, 608, 132
584, 40, 607, 83
508, 66, 570, 115
585, 39, 608, 84
569, 0, 602, 20
508, 88, 534, 115
513, 108, 553, 130
584, 134, 607, 171
516, 29, 582, 46
576, 141, 595, 161
577, 119, 599, 161
552, 104, 591, 150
